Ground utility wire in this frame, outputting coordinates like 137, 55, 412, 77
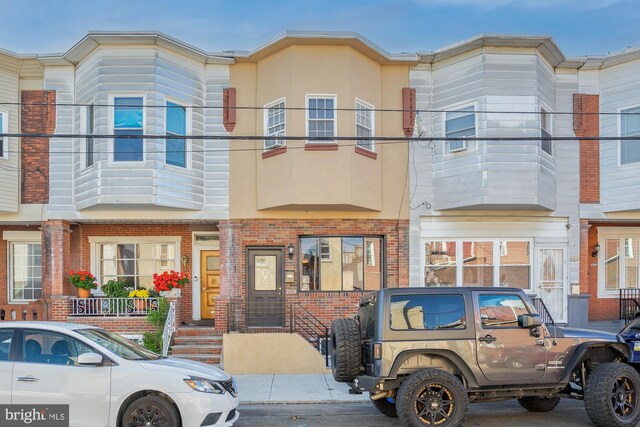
1, 101, 639, 116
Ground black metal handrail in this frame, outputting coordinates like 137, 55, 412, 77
531, 297, 556, 327
226, 300, 330, 367
620, 289, 640, 324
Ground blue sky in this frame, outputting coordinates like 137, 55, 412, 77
1, 0, 639, 57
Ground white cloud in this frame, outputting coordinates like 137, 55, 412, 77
417, 0, 629, 10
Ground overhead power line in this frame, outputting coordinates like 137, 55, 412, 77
0, 101, 639, 116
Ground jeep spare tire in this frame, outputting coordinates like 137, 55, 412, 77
331, 317, 361, 382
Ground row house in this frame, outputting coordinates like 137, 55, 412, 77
1, 31, 639, 371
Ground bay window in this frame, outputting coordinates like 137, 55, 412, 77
307, 96, 336, 143
356, 100, 374, 151
620, 106, 640, 165
0, 111, 7, 159
265, 99, 286, 150
166, 101, 187, 167
113, 97, 144, 162
300, 236, 383, 291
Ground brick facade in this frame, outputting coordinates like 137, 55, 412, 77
574, 94, 600, 204
215, 218, 410, 333
20, 90, 55, 204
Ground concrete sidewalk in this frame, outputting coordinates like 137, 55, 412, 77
234, 374, 370, 404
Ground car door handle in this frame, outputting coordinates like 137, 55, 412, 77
478, 335, 497, 343
16, 376, 39, 382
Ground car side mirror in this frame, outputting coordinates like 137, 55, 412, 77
77, 352, 103, 365
518, 313, 542, 329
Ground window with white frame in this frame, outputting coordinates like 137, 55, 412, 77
166, 101, 187, 167
541, 107, 553, 155
424, 240, 532, 290
0, 111, 7, 159
113, 97, 143, 162
445, 106, 475, 153
97, 242, 177, 290
10, 242, 42, 300
600, 231, 640, 294
356, 100, 374, 151
86, 105, 95, 167
307, 96, 336, 143
621, 106, 640, 165
265, 100, 285, 150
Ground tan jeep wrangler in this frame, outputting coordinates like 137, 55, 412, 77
331, 287, 637, 427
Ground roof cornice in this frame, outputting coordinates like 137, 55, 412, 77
37, 31, 234, 66
233, 31, 418, 65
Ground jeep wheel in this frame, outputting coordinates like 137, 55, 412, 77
330, 318, 361, 382
371, 396, 398, 418
396, 369, 468, 427
517, 396, 560, 412
585, 362, 640, 427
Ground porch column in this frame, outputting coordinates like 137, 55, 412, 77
215, 220, 243, 333
41, 220, 72, 321
579, 220, 592, 295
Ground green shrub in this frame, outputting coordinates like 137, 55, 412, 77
142, 298, 170, 353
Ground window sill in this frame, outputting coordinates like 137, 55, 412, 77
305, 143, 339, 152
355, 146, 377, 159
262, 146, 287, 159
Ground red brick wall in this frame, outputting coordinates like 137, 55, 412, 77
67, 317, 157, 335
574, 94, 600, 204
216, 218, 410, 332
585, 223, 640, 320
21, 90, 55, 204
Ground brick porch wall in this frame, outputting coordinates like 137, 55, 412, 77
75, 223, 199, 323
585, 223, 640, 320
216, 218, 410, 333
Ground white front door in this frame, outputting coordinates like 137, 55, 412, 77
536, 248, 567, 324
12, 329, 111, 427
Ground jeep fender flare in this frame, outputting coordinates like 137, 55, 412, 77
558, 341, 631, 383
389, 349, 480, 388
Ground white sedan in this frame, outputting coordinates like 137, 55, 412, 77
0, 322, 239, 427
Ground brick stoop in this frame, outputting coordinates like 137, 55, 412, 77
169, 326, 222, 366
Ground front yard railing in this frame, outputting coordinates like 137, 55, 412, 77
620, 289, 640, 324
70, 297, 160, 317
162, 301, 177, 356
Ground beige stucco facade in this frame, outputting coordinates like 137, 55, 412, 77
229, 42, 413, 220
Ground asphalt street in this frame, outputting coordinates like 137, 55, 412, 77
235, 399, 597, 426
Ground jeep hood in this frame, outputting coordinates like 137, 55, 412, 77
553, 326, 618, 341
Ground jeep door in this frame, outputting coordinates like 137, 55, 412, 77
473, 292, 546, 383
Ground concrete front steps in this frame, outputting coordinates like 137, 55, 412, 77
169, 327, 222, 366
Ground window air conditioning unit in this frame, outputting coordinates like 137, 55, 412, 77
448, 138, 468, 153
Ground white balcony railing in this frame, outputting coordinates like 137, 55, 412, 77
69, 297, 160, 317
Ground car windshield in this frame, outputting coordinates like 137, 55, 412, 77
623, 318, 640, 333
76, 329, 162, 361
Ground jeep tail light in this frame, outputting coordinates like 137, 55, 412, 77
373, 342, 382, 360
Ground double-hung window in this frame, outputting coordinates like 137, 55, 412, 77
166, 101, 187, 167
307, 96, 336, 143
300, 236, 383, 291
10, 242, 42, 301
356, 100, 374, 151
86, 105, 95, 167
598, 230, 640, 295
621, 106, 640, 165
113, 97, 143, 162
0, 111, 7, 159
541, 107, 553, 155
445, 106, 475, 153
264, 100, 285, 150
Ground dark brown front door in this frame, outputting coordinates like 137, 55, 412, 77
247, 248, 284, 327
